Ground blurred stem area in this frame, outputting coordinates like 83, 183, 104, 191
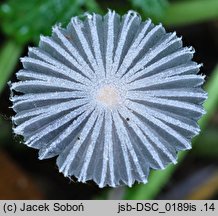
0, 0, 218, 200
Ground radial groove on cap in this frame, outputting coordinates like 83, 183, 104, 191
11, 10, 207, 187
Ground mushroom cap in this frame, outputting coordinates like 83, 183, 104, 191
11, 10, 207, 187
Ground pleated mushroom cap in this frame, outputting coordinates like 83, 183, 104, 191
11, 10, 207, 187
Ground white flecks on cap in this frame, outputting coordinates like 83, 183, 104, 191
11, 10, 207, 188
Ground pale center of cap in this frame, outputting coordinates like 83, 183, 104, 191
96, 85, 121, 108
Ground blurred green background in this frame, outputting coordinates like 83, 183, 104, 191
0, 0, 218, 200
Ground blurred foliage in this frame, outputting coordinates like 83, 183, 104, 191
193, 128, 218, 158
0, 41, 22, 93
0, 0, 102, 44
161, 0, 218, 26
128, 0, 168, 19
1, 0, 218, 44
0, 0, 168, 44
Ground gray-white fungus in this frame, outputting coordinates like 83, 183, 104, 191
10, 10, 207, 188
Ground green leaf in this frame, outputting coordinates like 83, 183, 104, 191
0, 40, 22, 94
161, 0, 218, 27
128, 0, 169, 19
193, 128, 218, 158
0, 40, 22, 144
0, 0, 102, 44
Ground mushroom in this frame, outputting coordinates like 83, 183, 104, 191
10, 10, 207, 187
